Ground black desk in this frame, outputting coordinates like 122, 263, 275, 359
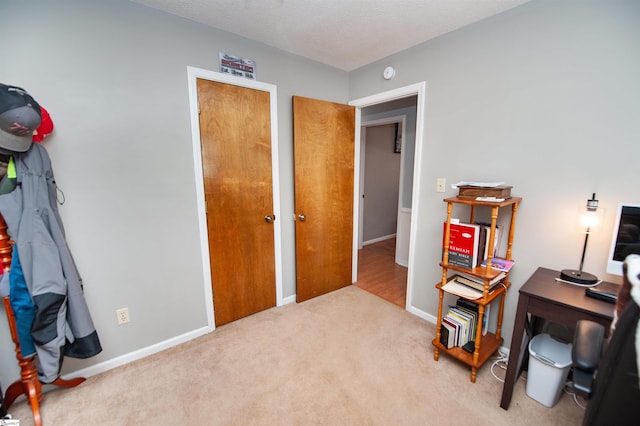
500, 267, 618, 410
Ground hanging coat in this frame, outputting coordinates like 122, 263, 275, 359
9, 246, 37, 357
0, 143, 101, 383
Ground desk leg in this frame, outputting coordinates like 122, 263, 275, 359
500, 293, 530, 410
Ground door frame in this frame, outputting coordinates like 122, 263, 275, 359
349, 82, 426, 311
187, 66, 283, 332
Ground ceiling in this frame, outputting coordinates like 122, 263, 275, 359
129, 0, 531, 71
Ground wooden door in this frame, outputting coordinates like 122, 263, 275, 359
197, 79, 276, 326
293, 96, 355, 302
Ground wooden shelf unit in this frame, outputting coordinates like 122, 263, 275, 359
433, 196, 521, 382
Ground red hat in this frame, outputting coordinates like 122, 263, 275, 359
32, 106, 53, 143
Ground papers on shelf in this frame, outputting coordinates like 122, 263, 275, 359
475, 197, 505, 202
451, 181, 505, 189
442, 279, 483, 300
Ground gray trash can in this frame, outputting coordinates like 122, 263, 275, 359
525, 333, 573, 407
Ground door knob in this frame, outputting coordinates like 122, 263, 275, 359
297, 213, 306, 222
264, 215, 275, 223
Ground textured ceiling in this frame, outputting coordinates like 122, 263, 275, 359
130, 0, 530, 71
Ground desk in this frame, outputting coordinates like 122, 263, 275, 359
500, 267, 618, 410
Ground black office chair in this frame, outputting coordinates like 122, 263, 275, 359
572, 256, 640, 426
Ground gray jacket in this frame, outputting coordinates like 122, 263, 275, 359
0, 143, 101, 383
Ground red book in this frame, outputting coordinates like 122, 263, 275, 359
443, 222, 480, 269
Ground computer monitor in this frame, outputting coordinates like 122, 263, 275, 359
606, 203, 640, 276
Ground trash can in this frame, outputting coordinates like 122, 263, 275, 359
525, 333, 573, 407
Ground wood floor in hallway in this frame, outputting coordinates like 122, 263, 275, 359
355, 238, 407, 308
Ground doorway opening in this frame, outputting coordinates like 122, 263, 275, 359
356, 115, 409, 307
350, 82, 426, 312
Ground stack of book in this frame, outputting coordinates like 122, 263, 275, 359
454, 271, 506, 293
443, 220, 511, 269
440, 298, 490, 349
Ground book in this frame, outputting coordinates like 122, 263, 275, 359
454, 276, 504, 293
456, 298, 479, 312
447, 308, 472, 344
451, 306, 478, 342
483, 303, 491, 336
457, 298, 490, 336
442, 317, 460, 347
481, 257, 515, 272
454, 303, 479, 341
455, 271, 506, 292
476, 222, 503, 261
443, 221, 480, 268
444, 311, 467, 346
476, 225, 487, 262
440, 322, 456, 349
443, 314, 464, 346
457, 185, 512, 199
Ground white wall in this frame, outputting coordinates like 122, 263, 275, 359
0, 0, 349, 387
362, 100, 417, 210
362, 124, 401, 242
350, 0, 640, 343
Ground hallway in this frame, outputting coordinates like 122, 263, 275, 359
355, 238, 407, 308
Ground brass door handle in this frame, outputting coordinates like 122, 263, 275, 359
264, 215, 275, 224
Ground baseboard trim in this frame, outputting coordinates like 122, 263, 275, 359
281, 294, 296, 306
407, 305, 437, 324
63, 326, 210, 380
363, 234, 396, 246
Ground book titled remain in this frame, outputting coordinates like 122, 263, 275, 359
443, 222, 480, 268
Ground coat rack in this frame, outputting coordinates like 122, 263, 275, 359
0, 214, 86, 426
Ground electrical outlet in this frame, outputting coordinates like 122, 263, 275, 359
436, 178, 446, 193
116, 307, 130, 325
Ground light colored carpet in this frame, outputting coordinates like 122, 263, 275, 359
7, 286, 584, 425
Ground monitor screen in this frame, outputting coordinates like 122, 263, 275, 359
606, 203, 640, 276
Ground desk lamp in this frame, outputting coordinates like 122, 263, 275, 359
560, 193, 601, 285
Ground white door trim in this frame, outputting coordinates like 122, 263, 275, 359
186, 66, 283, 332
349, 82, 427, 311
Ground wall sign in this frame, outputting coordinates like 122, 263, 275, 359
219, 52, 257, 80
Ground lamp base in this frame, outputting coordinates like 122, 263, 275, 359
560, 269, 599, 285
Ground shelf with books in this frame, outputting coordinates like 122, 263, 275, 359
436, 275, 507, 305
438, 262, 507, 283
432, 331, 503, 370
439, 297, 491, 351
433, 195, 521, 383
